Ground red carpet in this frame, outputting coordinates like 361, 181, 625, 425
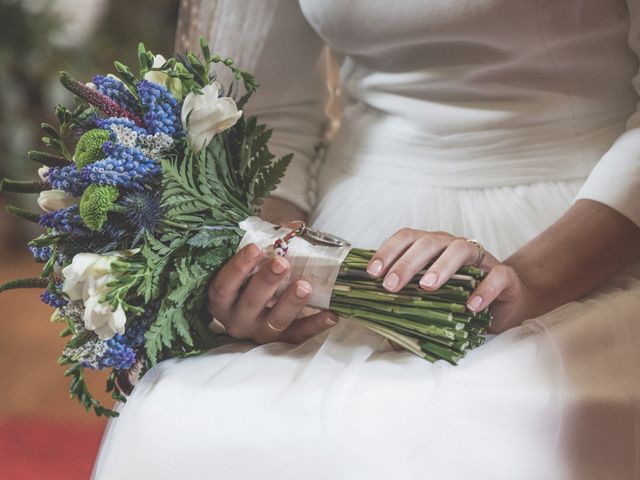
0, 417, 105, 480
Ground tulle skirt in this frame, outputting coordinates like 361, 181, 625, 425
92, 163, 640, 479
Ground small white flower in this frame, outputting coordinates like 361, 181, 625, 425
83, 292, 126, 340
37, 189, 78, 213
181, 82, 243, 152
38, 166, 50, 181
61, 253, 103, 301
61, 251, 137, 339
144, 54, 183, 100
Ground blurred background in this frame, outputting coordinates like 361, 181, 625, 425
0, 0, 179, 478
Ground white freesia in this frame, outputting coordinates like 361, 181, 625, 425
61, 251, 136, 339
83, 293, 127, 340
37, 189, 78, 213
144, 54, 183, 100
61, 253, 102, 301
181, 82, 243, 152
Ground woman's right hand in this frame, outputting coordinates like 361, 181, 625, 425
207, 197, 339, 345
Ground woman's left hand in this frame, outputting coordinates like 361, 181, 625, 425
366, 228, 533, 333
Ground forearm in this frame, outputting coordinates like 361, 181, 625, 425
260, 196, 308, 225
505, 199, 640, 320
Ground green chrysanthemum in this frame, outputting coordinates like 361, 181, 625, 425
74, 129, 110, 170
79, 184, 119, 231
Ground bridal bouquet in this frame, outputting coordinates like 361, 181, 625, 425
0, 40, 490, 416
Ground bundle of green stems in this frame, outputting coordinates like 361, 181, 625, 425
330, 248, 491, 364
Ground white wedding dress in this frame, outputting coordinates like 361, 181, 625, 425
93, 1, 640, 478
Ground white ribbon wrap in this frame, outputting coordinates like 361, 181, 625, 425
237, 217, 352, 309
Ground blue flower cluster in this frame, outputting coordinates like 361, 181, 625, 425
81, 141, 161, 190
137, 80, 183, 136
45, 165, 88, 196
29, 246, 52, 263
39, 205, 87, 234
96, 117, 147, 136
41, 282, 68, 308
93, 75, 140, 114
91, 314, 151, 371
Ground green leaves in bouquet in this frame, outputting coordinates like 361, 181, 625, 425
226, 115, 292, 208
40, 103, 97, 161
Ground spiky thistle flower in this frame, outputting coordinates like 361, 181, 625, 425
79, 184, 120, 231
119, 190, 162, 233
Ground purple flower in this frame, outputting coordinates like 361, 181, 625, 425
45, 165, 88, 196
81, 141, 161, 190
137, 80, 183, 137
92, 75, 140, 113
39, 205, 87, 234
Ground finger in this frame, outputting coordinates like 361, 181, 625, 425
380, 235, 450, 292
418, 238, 476, 291
232, 256, 290, 332
280, 310, 339, 344
208, 243, 263, 319
367, 228, 420, 278
262, 280, 312, 333
466, 264, 513, 313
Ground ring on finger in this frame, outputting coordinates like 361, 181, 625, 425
466, 239, 486, 267
265, 317, 287, 332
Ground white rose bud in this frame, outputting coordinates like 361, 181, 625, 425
37, 189, 78, 213
181, 82, 243, 153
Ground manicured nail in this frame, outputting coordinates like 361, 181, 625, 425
244, 243, 261, 259
420, 272, 437, 288
270, 257, 288, 274
324, 316, 338, 327
383, 272, 399, 290
467, 295, 483, 311
367, 259, 383, 276
294, 282, 311, 298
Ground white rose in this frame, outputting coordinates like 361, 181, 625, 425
37, 189, 78, 213
83, 292, 127, 340
144, 54, 183, 100
181, 82, 243, 152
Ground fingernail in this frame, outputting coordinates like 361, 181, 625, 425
420, 272, 437, 288
294, 282, 311, 298
383, 272, 399, 291
244, 243, 261, 260
467, 295, 483, 311
270, 257, 288, 274
367, 259, 383, 276
324, 315, 338, 327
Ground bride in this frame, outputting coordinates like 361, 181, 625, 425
94, 1, 640, 478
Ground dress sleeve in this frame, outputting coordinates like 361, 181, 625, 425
575, 2, 640, 227
175, 0, 330, 213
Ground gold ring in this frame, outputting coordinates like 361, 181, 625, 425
466, 239, 486, 267
265, 317, 287, 332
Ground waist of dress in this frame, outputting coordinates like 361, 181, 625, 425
323, 105, 628, 189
